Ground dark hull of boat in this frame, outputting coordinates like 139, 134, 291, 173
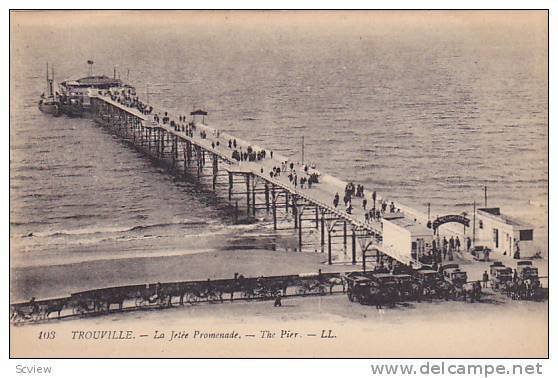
60, 103, 84, 117
38, 102, 61, 117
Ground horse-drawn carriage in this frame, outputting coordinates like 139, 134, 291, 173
295, 273, 329, 296
134, 283, 174, 308
517, 261, 539, 284
345, 275, 379, 305
10, 296, 68, 323
70, 285, 136, 315
70, 290, 104, 315
241, 277, 280, 300
504, 261, 543, 300
471, 245, 491, 261
179, 280, 224, 304
344, 272, 400, 307
442, 264, 480, 300
412, 268, 444, 300
489, 261, 513, 291
441, 264, 468, 287
391, 274, 414, 300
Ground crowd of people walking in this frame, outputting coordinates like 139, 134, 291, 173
331, 182, 401, 221
265, 160, 320, 189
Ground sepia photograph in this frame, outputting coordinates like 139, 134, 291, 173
8, 9, 549, 359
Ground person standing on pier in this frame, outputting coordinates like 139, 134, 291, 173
455, 236, 461, 252
449, 236, 455, 253
482, 270, 489, 288
333, 193, 339, 208
362, 197, 367, 210
442, 237, 448, 260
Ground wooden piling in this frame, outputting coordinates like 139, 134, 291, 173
352, 229, 357, 265
320, 213, 325, 253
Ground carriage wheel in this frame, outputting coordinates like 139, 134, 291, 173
209, 292, 222, 303
318, 285, 327, 296
157, 296, 169, 308
241, 291, 254, 301
185, 293, 199, 305
31, 310, 42, 322
135, 297, 147, 308
72, 304, 85, 315
96, 301, 108, 312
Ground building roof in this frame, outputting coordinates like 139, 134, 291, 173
61, 75, 125, 88
383, 213, 432, 236
477, 208, 533, 230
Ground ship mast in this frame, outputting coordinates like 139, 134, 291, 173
50, 64, 55, 98
45, 62, 49, 95
45, 63, 55, 98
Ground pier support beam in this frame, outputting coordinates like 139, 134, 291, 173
272, 185, 277, 230
245, 175, 251, 216
328, 230, 332, 265
320, 213, 325, 253
293, 198, 298, 230
352, 229, 357, 265
171, 135, 177, 170
195, 145, 202, 177
212, 154, 218, 190
159, 130, 165, 159
264, 183, 270, 213
186, 140, 192, 168
228, 172, 233, 202
251, 177, 256, 217
298, 211, 303, 252
343, 221, 347, 254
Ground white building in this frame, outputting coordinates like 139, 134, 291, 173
475, 207, 534, 256
381, 213, 433, 262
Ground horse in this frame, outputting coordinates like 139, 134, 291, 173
435, 281, 452, 300
95, 291, 128, 312
516, 280, 530, 300
504, 280, 518, 299
410, 282, 424, 302
325, 276, 345, 294
42, 299, 66, 319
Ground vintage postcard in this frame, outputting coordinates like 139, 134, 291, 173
9, 10, 548, 358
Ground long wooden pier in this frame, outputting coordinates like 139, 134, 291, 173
89, 92, 425, 268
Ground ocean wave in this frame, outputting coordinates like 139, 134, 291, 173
27, 220, 210, 238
